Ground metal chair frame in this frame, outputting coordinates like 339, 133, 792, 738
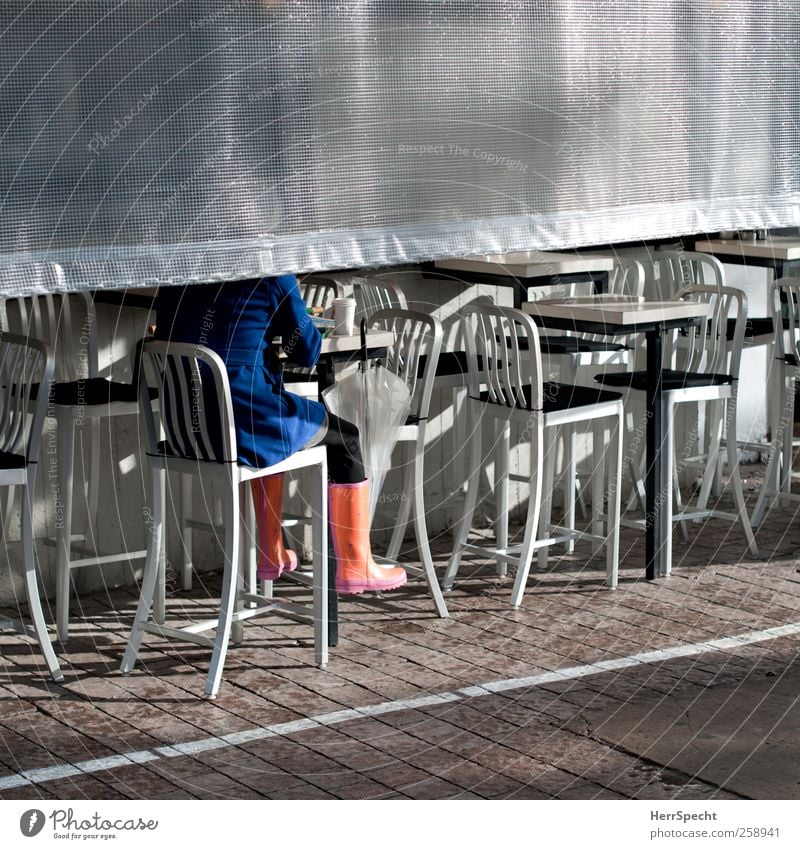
0, 268, 147, 642
120, 340, 328, 698
444, 305, 623, 608
368, 308, 448, 618
0, 332, 62, 681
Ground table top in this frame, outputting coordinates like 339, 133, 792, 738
523, 298, 711, 326
320, 330, 393, 354
434, 250, 615, 279
695, 237, 800, 262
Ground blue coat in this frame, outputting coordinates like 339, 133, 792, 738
155, 275, 327, 468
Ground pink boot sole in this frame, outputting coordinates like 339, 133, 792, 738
336, 571, 408, 595
257, 550, 298, 581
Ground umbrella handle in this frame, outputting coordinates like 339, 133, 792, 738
360, 318, 368, 365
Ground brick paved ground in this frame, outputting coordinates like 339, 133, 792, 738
1, 475, 800, 800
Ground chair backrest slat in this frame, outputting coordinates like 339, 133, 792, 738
137, 340, 237, 464
770, 277, 800, 366
1, 269, 98, 384
301, 276, 341, 312
464, 305, 541, 411
675, 284, 746, 378
0, 332, 53, 463
369, 308, 443, 419
354, 278, 408, 324
655, 250, 725, 299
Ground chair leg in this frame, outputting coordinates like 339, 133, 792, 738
623, 403, 648, 514
21, 474, 63, 682
452, 386, 468, 494
204, 474, 241, 699
672, 414, 689, 543
606, 410, 622, 589
180, 472, 193, 591
230, 500, 247, 646
120, 465, 165, 675
55, 409, 75, 643
591, 420, 605, 543
696, 400, 723, 515
537, 430, 556, 572
563, 424, 577, 553
86, 417, 102, 532
726, 403, 759, 557
244, 483, 257, 597
494, 420, 510, 578
780, 379, 797, 500
752, 365, 791, 526
386, 441, 414, 561
510, 421, 544, 609
411, 441, 449, 617
443, 408, 482, 590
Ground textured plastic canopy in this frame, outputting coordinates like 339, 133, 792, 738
0, 1, 797, 293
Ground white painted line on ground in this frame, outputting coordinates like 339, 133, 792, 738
1, 620, 798, 792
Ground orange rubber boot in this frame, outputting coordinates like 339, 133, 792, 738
251, 474, 298, 581
329, 480, 407, 594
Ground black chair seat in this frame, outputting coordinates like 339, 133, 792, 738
283, 369, 320, 384
539, 335, 628, 355
427, 351, 484, 380
26, 378, 145, 405
50, 378, 140, 406
596, 368, 733, 392
726, 316, 774, 341
433, 350, 469, 377
0, 450, 26, 470
478, 382, 621, 413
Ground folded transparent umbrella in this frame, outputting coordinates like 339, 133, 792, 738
322, 322, 410, 521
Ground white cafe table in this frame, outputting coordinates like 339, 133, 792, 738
315, 330, 394, 390
432, 251, 615, 308
523, 297, 712, 581
319, 330, 393, 356
694, 236, 800, 281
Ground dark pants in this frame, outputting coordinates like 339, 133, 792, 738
320, 413, 364, 484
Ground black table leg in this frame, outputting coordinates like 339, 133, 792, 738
327, 537, 339, 647
645, 326, 665, 580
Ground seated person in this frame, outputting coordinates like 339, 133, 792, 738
155, 274, 406, 594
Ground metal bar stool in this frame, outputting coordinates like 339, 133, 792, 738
444, 305, 624, 608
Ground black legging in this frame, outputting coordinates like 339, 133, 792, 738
321, 413, 365, 484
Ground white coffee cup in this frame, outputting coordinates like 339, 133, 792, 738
332, 297, 357, 336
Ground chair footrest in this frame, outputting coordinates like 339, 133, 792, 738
545, 524, 608, 545
461, 533, 572, 562
67, 548, 148, 568
140, 593, 315, 647
42, 536, 148, 567
238, 593, 315, 621
141, 622, 215, 648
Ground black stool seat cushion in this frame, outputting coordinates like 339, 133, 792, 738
427, 351, 484, 380
283, 370, 319, 384
0, 451, 26, 469
596, 369, 733, 392
478, 382, 621, 413
50, 378, 139, 406
539, 335, 628, 355
434, 350, 469, 377
726, 316, 774, 340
